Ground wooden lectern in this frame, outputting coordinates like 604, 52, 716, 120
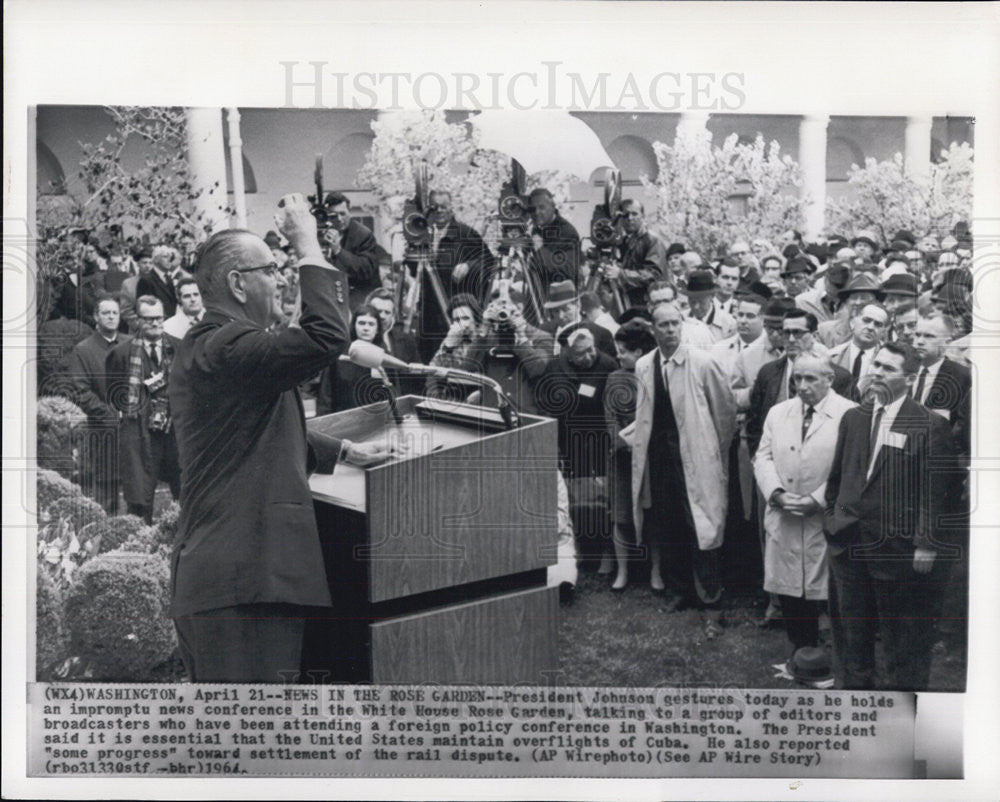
304, 395, 560, 685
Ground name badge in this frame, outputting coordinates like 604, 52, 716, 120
884, 431, 907, 449
578, 383, 596, 398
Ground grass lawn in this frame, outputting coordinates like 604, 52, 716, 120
558, 564, 966, 692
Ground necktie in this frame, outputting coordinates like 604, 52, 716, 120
801, 405, 815, 443
851, 348, 865, 381
912, 366, 929, 403
149, 344, 160, 369
869, 405, 884, 458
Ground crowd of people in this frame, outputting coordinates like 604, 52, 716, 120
42, 187, 973, 690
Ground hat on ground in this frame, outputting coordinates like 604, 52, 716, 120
543, 279, 578, 309
781, 256, 813, 278
837, 272, 884, 301
681, 269, 717, 296
851, 230, 880, 250
881, 273, 919, 297
790, 647, 833, 683
666, 242, 686, 259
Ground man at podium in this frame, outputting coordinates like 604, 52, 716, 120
168, 194, 391, 683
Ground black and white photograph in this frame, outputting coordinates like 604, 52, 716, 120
5, 1, 1000, 799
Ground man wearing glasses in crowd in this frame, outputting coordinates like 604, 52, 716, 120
106, 296, 181, 523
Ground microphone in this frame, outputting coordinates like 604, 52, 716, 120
346, 342, 520, 429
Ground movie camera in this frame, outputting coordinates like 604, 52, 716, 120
584, 168, 626, 315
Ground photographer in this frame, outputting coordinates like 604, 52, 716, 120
597, 199, 665, 309
527, 188, 582, 301
409, 189, 495, 362
426, 287, 554, 415
105, 295, 181, 523
318, 191, 380, 312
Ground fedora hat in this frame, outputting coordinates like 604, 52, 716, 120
881, 272, 918, 297
543, 279, 578, 309
789, 647, 832, 683
734, 280, 773, 303
781, 256, 813, 278
762, 297, 796, 323
837, 272, 884, 301
681, 269, 717, 296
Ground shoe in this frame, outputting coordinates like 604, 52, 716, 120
610, 578, 628, 593
558, 582, 575, 606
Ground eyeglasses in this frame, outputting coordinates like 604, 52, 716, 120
782, 328, 810, 339
232, 262, 279, 278
139, 315, 164, 323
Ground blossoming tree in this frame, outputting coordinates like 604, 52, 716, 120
641, 127, 806, 259
825, 143, 974, 242
356, 110, 571, 250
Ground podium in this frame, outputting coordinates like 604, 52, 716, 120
305, 395, 560, 685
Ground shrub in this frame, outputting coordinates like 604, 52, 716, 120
37, 396, 88, 480
36, 564, 69, 680
64, 551, 176, 681
119, 527, 160, 554
45, 494, 107, 532
37, 469, 82, 514
78, 514, 149, 555
151, 500, 181, 548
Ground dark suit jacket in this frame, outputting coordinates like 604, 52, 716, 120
106, 334, 180, 505
166, 260, 351, 617
747, 355, 857, 456
330, 219, 380, 312
67, 331, 132, 425
530, 214, 581, 296
921, 357, 971, 458
535, 349, 617, 478
136, 269, 178, 317
824, 397, 956, 565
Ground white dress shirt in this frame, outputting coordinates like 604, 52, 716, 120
866, 393, 907, 480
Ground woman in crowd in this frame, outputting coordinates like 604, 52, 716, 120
602, 317, 657, 591
315, 304, 391, 415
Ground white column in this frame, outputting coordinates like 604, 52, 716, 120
798, 114, 829, 241
184, 108, 229, 233
904, 115, 933, 180
225, 108, 247, 228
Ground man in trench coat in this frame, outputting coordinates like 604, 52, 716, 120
754, 354, 856, 658
631, 302, 736, 636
